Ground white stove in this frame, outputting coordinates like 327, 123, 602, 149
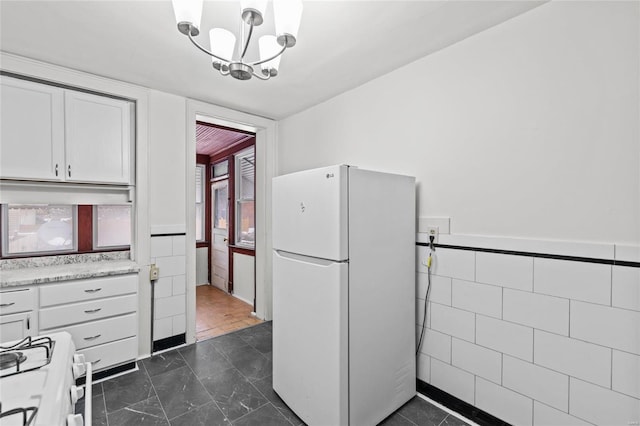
0, 332, 92, 426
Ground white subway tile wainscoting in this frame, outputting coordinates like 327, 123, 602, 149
416, 236, 640, 426
151, 234, 187, 344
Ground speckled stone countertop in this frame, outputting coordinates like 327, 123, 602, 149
0, 251, 140, 288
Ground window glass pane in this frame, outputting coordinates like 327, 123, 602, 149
237, 150, 255, 200
212, 160, 228, 180
196, 165, 205, 241
95, 205, 131, 248
237, 201, 255, 245
5, 205, 75, 254
214, 183, 228, 230
195, 204, 203, 241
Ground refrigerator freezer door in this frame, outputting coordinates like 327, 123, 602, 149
272, 250, 348, 426
272, 164, 348, 261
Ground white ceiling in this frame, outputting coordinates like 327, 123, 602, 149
0, 1, 544, 120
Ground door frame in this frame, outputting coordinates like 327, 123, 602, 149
185, 100, 276, 346
210, 178, 229, 292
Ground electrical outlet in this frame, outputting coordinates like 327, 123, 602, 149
427, 226, 439, 243
150, 264, 160, 281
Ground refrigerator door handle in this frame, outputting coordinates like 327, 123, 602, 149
274, 250, 347, 266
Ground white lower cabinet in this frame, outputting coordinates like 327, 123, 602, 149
0, 287, 37, 341
39, 274, 138, 372
79, 336, 138, 371
0, 311, 35, 342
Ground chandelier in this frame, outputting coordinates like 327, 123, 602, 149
171, 0, 303, 81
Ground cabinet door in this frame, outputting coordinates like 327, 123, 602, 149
65, 91, 132, 184
0, 311, 35, 342
0, 76, 64, 181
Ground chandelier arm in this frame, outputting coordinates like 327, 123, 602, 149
251, 71, 270, 81
250, 43, 287, 67
186, 28, 231, 64
240, 20, 255, 61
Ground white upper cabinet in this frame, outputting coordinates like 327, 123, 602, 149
0, 77, 65, 181
0, 76, 133, 185
65, 91, 131, 184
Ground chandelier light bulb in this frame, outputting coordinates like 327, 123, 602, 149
273, 0, 303, 47
259, 35, 282, 76
172, 0, 204, 36
209, 28, 236, 65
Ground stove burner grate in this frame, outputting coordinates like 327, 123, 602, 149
0, 403, 38, 426
0, 336, 54, 378
0, 351, 27, 370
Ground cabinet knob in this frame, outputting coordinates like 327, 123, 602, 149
84, 308, 102, 314
68, 164, 71, 178
55, 163, 59, 176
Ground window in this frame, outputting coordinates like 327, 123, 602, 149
94, 205, 132, 248
213, 181, 228, 230
2, 204, 76, 256
235, 147, 255, 247
195, 164, 205, 242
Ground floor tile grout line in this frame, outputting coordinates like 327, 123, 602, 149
140, 360, 172, 425
174, 346, 232, 424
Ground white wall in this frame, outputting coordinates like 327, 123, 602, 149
278, 1, 639, 246
233, 253, 255, 305
196, 247, 209, 285
148, 90, 187, 234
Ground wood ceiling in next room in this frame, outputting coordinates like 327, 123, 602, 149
196, 122, 254, 157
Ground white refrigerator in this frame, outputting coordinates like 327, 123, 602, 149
272, 164, 416, 426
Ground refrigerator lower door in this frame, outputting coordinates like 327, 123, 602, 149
272, 250, 348, 426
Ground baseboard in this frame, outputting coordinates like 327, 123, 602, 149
76, 361, 137, 386
416, 379, 511, 426
152, 333, 186, 352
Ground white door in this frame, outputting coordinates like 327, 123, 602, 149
0, 76, 65, 181
272, 164, 348, 261
64, 90, 131, 184
211, 180, 229, 291
272, 250, 349, 426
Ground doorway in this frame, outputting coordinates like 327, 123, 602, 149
194, 121, 261, 341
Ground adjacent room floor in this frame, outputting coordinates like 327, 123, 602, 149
78, 322, 474, 426
196, 284, 262, 341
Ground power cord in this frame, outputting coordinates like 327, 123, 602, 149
416, 235, 435, 356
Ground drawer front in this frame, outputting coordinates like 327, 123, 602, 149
79, 336, 137, 372
40, 294, 137, 330
48, 313, 136, 350
0, 288, 35, 315
40, 274, 137, 307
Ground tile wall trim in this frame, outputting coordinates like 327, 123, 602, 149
416, 242, 640, 268
417, 379, 508, 426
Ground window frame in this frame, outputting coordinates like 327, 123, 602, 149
234, 147, 255, 248
1, 204, 78, 258
195, 164, 206, 243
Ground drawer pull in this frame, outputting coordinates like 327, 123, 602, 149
91, 359, 102, 365
0, 302, 15, 308
84, 288, 102, 293
83, 334, 102, 341
84, 308, 102, 314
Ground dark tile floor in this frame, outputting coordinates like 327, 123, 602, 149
78, 322, 472, 426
